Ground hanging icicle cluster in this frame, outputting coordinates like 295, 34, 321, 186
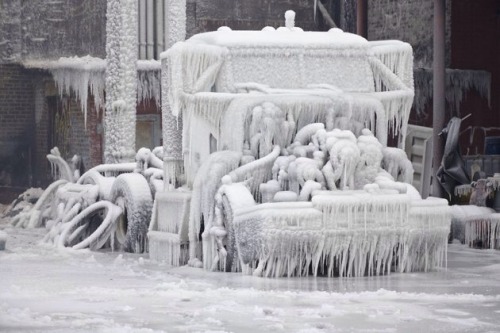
137, 60, 161, 107
227, 192, 450, 278
414, 68, 491, 116
24, 56, 107, 128
465, 214, 500, 250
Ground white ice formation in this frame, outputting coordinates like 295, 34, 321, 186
24, 57, 162, 129
14, 146, 163, 255
104, 0, 139, 163
21, 15, 451, 278
450, 205, 494, 244
414, 68, 491, 116
24, 56, 106, 128
465, 213, 500, 250
149, 20, 452, 277
137, 59, 162, 107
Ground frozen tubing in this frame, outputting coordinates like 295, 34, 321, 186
57, 201, 122, 250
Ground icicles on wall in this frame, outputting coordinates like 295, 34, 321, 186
414, 68, 492, 116
30, 56, 107, 128
26, 56, 161, 130
137, 60, 161, 107
104, 0, 138, 163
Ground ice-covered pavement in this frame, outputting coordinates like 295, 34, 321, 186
1, 224, 500, 333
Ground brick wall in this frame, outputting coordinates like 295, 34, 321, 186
88, 98, 104, 169
33, 78, 51, 187
0, 64, 35, 187
366, 0, 452, 68
51, 93, 102, 174
0, 0, 106, 64
187, 0, 319, 37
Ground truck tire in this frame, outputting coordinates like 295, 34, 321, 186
221, 194, 238, 272
110, 173, 153, 253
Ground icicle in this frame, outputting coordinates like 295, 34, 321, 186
455, 184, 473, 197
137, 60, 161, 107
414, 68, 491, 116
43, 56, 106, 128
162, 42, 228, 118
465, 214, 500, 250
148, 231, 181, 265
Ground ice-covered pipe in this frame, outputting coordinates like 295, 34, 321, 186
156, 0, 164, 59
146, 0, 154, 59
139, 0, 147, 59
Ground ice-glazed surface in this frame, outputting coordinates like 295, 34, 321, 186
2, 223, 500, 333
188, 28, 369, 48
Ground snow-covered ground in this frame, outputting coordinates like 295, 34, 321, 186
1, 215, 500, 333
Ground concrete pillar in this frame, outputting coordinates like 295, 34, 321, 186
432, 0, 446, 197
104, 0, 139, 163
165, 0, 186, 49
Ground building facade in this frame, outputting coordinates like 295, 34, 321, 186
0, 0, 498, 201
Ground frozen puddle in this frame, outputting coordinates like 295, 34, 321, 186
1, 226, 500, 333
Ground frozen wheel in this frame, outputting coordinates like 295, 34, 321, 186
78, 170, 116, 201
110, 173, 153, 253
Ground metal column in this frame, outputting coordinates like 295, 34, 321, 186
356, 0, 367, 38
432, 0, 446, 197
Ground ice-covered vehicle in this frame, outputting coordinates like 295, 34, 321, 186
21, 12, 450, 278
148, 12, 451, 277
